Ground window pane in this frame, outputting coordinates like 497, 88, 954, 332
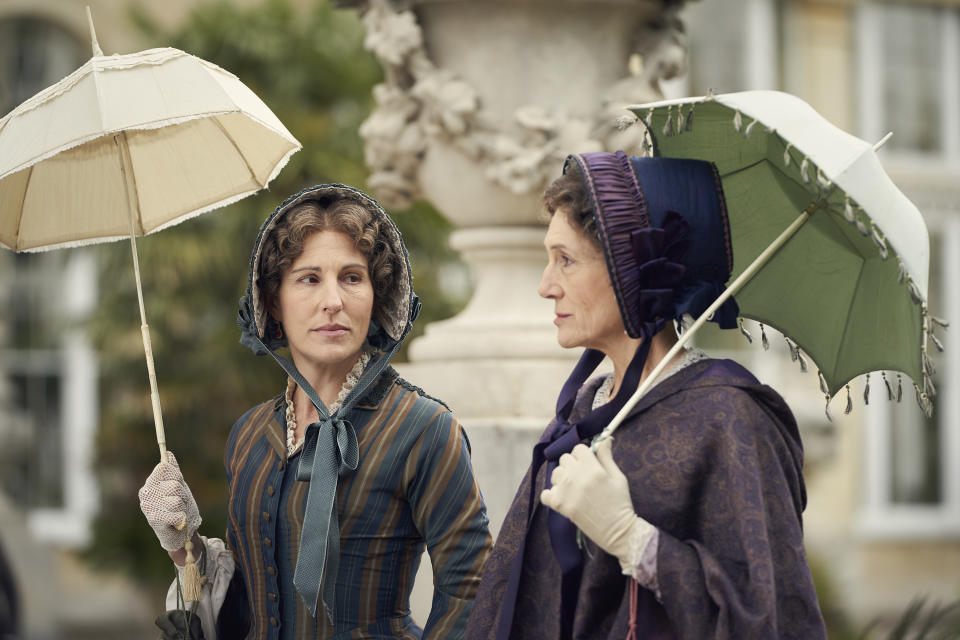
879, 5, 944, 154
889, 233, 943, 505
0, 16, 84, 115
683, 0, 749, 94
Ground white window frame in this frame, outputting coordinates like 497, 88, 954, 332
1, 251, 100, 548
661, 0, 779, 99
857, 216, 960, 539
856, 2, 960, 170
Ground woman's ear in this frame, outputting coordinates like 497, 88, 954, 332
266, 295, 281, 324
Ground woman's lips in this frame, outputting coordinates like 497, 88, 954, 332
554, 314, 570, 326
313, 325, 349, 337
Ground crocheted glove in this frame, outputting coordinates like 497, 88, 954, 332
138, 452, 202, 552
540, 438, 655, 572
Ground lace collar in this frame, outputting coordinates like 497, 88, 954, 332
592, 347, 709, 410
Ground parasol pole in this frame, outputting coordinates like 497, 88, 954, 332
595, 202, 819, 444
114, 132, 168, 462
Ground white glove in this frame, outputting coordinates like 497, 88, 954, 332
138, 452, 202, 552
541, 438, 655, 573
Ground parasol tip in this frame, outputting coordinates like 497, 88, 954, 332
85, 6, 104, 57
873, 131, 893, 152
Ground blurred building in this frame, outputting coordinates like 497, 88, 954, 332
0, 0, 958, 637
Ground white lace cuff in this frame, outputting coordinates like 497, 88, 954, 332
619, 521, 661, 601
165, 536, 236, 640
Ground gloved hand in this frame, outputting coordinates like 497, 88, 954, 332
139, 452, 202, 552
540, 438, 655, 572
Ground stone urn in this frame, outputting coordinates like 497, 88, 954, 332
354, 0, 686, 363
345, 0, 689, 618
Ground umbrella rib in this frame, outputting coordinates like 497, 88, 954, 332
118, 132, 145, 233
212, 116, 263, 188
717, 157, 769, 179
833, 253, 867, 386
14, 165, 35, 251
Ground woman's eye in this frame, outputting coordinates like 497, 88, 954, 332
559, 255, 573, 268
298, 274, 319, 284
343, 272, 364, 284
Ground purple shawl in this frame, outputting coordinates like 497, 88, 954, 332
467, 358, 827, 639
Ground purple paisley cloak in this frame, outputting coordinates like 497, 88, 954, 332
467, 358, 826, 640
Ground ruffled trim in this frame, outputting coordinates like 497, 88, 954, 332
621, 521, 661, 600
569, 151, 655, 338
591, 347, 708, 410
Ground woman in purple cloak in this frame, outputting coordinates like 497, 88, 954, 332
466, 152, 827, 639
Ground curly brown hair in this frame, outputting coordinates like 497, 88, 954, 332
542, 164, 601, 249
258, 197, 397, 323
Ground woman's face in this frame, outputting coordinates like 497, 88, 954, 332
273, 230, 373, 373
538, 210, 625, 353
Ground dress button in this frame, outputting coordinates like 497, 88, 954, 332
268, 593, 277, 602
264, 537, 272, 547
270, 617, 278, 627
267, 566, 276, 576
262, 511, 271, 521
267, 486, 275, 496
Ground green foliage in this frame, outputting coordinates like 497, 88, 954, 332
84, 0, 464, 586
808, 553, 860, 640
861, 597, 960, 640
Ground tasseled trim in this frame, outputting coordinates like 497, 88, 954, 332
783, 143, 793, 167
855, 215, 869, 237
784, 337, 807, 372
759, 323, 769, 350
684, 104, 695, 131
870, 223, 888, 260
744, 118, 758, 138
883, 372, 894, 401
863, 373, 870, 405
844, 385, 853, 414
897, 373, 903, 403
738, 317, 753, 344
844, 197, 855, 223
663, 105, 675, 136
816, 168, 832, 190
907, 278, 923, 305
800, 157, 810, 184
732, 109, 743, 132
818, 371, 830, 395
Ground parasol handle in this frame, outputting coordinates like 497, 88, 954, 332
594, 205, 817, 445
114, 133, 168, 462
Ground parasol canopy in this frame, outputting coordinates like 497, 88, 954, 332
598, 89, 944, 443
0, 10, 301, 458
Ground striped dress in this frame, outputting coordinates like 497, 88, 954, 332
224, 368, 492, 639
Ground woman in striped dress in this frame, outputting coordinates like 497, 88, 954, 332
139, 184, 492, 639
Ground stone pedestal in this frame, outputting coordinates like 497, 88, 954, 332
352, 0, 685, 622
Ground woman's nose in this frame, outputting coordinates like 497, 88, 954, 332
319, 283, 343, 313
538, 265, 558, 299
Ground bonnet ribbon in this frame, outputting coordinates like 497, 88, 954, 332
496, 335, 654, 640
254, 333, 404, 622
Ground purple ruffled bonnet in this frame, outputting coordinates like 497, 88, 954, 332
563, 150, 738, 337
